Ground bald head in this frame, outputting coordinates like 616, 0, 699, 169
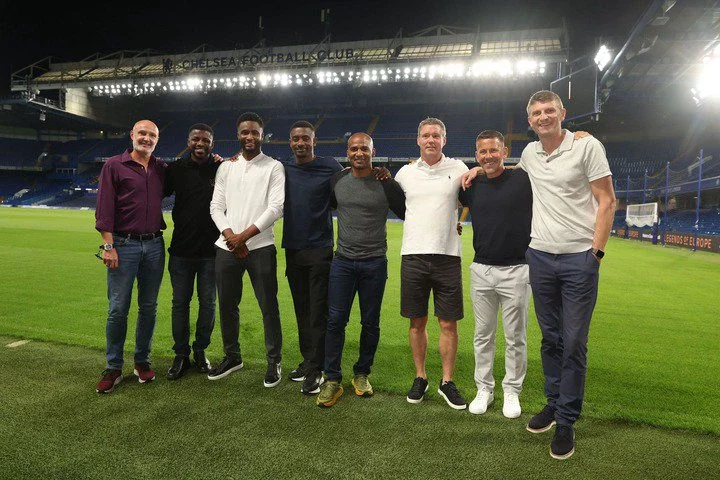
130, 119, 159, 158
348, 132, 373, 149
347, 132, 375, 176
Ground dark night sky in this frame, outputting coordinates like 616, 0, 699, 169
1, 0, 650, 94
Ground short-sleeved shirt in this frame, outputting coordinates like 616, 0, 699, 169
459, 168, 532, 266
395, 155, 469, 257
518, 129, 612, 254
281, 155, 343, 250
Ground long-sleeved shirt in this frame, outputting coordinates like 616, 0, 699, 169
330, 169, 406, 259
95, 149, 166, 234
164, 154, 220, 257
281, 155, 343, 250
210, 152, 285, 252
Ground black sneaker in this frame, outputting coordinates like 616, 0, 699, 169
550, 425, 575, 460
406, 377, 429, 404
526, 405, 557, 433
166, 354, 191, 380
438, 380, 467, 410
288, 363, 306, 382
301, 370, 323, 395
207, 356, 243, 380
264, 362, 281, 388
193, 350, 212, 374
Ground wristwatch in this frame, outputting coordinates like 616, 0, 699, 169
591, 248, 605, 259
101, 243, 115, 251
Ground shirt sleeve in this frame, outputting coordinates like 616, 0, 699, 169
210, 162, 231, 233
383, 178, 406, 220
163, 163, 175, 197
253, 161, 285, 232
394, 166, 407, 190
95, 162, 116, 232
583, 138, 612, 182
458, 184, 470, 207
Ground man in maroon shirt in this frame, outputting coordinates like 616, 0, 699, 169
95, 119, 167, 394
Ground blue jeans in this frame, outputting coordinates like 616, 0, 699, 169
106, 235, 165, 370
525, 247, 600, 426
168, 255, 216, 356
324, 255, 388, 381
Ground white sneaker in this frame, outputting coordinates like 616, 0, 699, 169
503, 391, 522, 418
468, 389, 494, 415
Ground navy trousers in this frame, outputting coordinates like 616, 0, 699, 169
525, 247, 600, 426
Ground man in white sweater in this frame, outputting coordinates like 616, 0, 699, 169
209, 112, 286, 387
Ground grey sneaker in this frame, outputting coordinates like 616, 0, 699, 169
316, 380, 344, 407
351, 374, 374, 397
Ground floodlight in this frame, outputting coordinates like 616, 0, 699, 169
691, 54, 720, 104
595, 45, 612, 71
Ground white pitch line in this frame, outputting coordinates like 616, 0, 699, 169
6, 340, 31, 348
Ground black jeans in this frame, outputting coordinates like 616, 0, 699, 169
215, 245, 282, 364
168, 254, 216, 356
285, 247, 333, 372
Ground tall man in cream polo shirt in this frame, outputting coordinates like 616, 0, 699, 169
520, 91, 616, 460
209, 112, 286, 387
395, 117, 469, 410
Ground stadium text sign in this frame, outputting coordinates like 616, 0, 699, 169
663, 233, 719, 252
614, 229, 719, 253
163, 49, 356, 72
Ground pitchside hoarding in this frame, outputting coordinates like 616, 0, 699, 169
612, 229, 720, 253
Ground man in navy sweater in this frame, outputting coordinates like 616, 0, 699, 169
281, 121, 343, 395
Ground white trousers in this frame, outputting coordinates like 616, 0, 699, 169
469, 262, 530, 394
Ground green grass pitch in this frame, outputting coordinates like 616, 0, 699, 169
0, 207, 718, 478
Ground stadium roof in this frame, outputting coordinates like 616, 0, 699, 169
2, 1, 718, 133
10, 26, 567, 92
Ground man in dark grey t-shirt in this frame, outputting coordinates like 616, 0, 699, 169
316, 133, 405, 408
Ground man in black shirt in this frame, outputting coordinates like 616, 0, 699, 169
459, 130, 532, 419
164, 123, 221, 380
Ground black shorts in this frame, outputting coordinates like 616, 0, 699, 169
400, 254, 463, 321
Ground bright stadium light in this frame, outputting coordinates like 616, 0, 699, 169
595, 45, 612, 71
691, 51, 720, 105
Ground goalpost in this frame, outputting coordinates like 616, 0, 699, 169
626, 202, 659, 243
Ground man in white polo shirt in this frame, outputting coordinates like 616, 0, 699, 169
395, 117, 469, 410
209, 112, 286, 388
520, 91, 616, 460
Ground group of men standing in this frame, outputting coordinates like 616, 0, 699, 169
93, 89, 615, 460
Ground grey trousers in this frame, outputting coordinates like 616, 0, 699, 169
215, 246, 282, 364
469, 262, 529, 395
